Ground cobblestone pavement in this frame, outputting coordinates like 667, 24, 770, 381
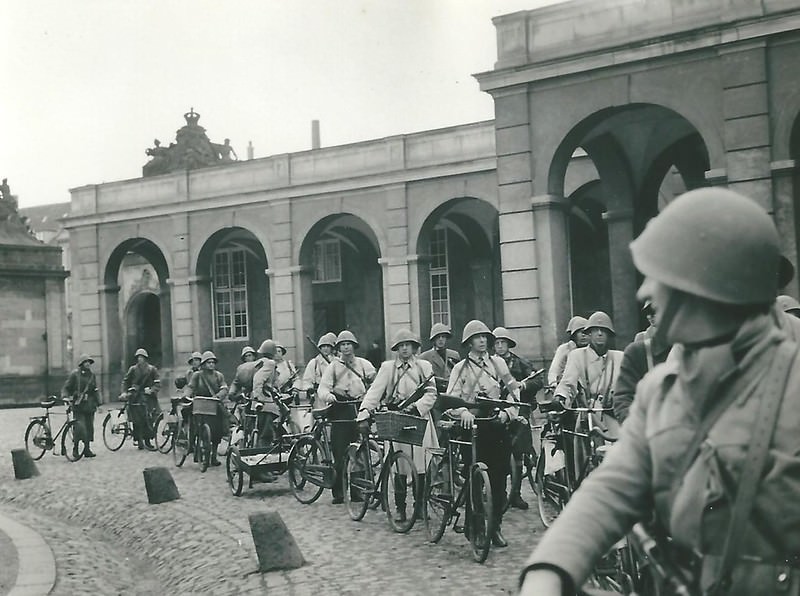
0, 404, 546, 595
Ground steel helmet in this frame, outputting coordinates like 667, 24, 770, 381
257, 339, 276, 358
76, 354, 94, 367
134, 348, 149, 359
429, 323, 452, 341
566, 316, 588, 335
491, 326, 516, 348
200, 350, 217, 365
240, 346, 256, 360
391, 328, 421, 351
336, 330, 359, 348
187, 351, 202, 364
461, 320, 493, 345
630, 188, 780, 305
317, 332, 337, 348
585, 311, 615, 334
275, 341, 287, 355
777, 294, 800, 314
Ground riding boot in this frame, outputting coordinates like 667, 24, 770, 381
491, 524, 508, 548
394, 475, 408, 522
509, 463, 529, 510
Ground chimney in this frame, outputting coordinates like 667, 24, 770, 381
311, 120, 321, 150
247, 141, 254, 160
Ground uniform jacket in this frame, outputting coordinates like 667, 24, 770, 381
301, 354, 331, 390
547, 340, 577, 386
525, 314, 800, 594
229, 361, 258, 398
555, 345, 623, 406
633, 324, 657, 344
123, 362, 160, 401
777, 306, 800, 342
62, 368, 100, 411
187, 369, 228, 399
316, 356, 375, 406
613, 336, 671, 422
420, 347, 460, 392
499, 351, 542, 404
445, 352, 520, 418
251, 358, 280, 415
274, 359, 300, 391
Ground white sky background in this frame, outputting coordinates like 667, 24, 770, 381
2, 0, 566, 208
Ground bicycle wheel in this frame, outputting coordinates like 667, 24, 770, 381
102, 409, 128, 451
226, 447, 244, 496
343, 443, 373, 521
199, 423, 212, 473
288, 436, 325, 505
381, 450, 418, 533
62, 420, 86, 462
534, 454, 563, 528
368, 439, 383, 510
423, 455, 451, 543
25, 419, 50, 460
154, 412, 174, 454
469, 466, 493, 564
173, 419, 189, 467
571, 413, 591, 487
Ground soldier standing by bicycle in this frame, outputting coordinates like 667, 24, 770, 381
122, 348, 160, 450
420, 323, 460, 394
317, 330, 376, 504
301, 332, 336, 404
186, 350, 228, 467
446, 320, 520, 548
61, 353, 100, 459
250, 339, 281, 449
520, 188, 800, 596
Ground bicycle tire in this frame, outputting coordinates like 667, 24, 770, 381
382, 450, 418, 534
571, 413, 592, 488
154, 412, 173, 454
534, 454, 563, 528
423, 455, 450, 543
226, 447, 244, 496
343, 443, 372, 521
62, 420, 86, 462
469, 467, 493, 564
287, 436, 325, 505
199, 423, 212, 473
24, 419, 50, 461
173, 419, 189, 467
102, 409, 128, 451
368, 439, 383, 510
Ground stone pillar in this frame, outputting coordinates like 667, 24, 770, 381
188, 276, 212, 352
771, 160, 799, 297
266, 266, 305, 361
601, 208, 638, 345
379, 256, 414, 355
167, 278, 195, 364
98, 284, 121, 400
43, 277, 67, 373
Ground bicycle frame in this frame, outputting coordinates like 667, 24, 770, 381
30, 403, 76, 455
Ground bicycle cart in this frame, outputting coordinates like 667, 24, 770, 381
226, 433, 298, 496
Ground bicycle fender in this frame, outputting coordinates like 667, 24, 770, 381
474, 462, 489, 472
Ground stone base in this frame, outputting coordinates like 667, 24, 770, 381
12, 448, 40, 480
143, 467, 180, 504
249, 512, 306, 572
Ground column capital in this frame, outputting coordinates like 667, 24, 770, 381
531, 194, 569, 212
187, 275, 211, 285
377, 254, 420, 267
165, 277, 191, 287
601, 208, 634, 223
96, 284, 120, 294
771, 159, 796, 175
265, 265, 312, 278
704, 168, 728, 185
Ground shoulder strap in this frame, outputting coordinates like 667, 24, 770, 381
710, 341, 798, 594
644, 339, 654, 371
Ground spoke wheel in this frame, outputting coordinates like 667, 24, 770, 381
571, 413, 591, 488
173, 420, 189, 467
382, 450, 418, 533
25, 419, 50, 460
199, 424, 212, 473
102, 409, 128, 451
226, 447, 244, 496
534, 454, 563, 528
63, 420, 86, 462
343, 443, 373, 521
288, 436, 325, 505
469, 467, 493, 564
423, 456, 450, 543
154, 412, 174, 454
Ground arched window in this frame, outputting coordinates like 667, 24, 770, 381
212, 248, 248, 340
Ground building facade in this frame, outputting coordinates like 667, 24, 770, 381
65, 0, 800, 392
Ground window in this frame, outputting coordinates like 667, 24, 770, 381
313, 238, 342, 283
212, 248, 248, 340
429, 227, 450, 326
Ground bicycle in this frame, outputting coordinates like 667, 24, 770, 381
422, 396, 502, 563
101, 391, 159, 451
25, 396, 87, 462
153, 396, 184, 454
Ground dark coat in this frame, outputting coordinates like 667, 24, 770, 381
613, 336, 671, 422
62, 368, 100, 412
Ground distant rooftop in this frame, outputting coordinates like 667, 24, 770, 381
20, 202, 70, 233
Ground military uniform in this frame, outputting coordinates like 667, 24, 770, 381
122, 357, 160, 444
419, 347, 460, 393
612, 334, 671, 423
186, 365, 228, 446
229, 361, 258, 400
61, 356, 100, 453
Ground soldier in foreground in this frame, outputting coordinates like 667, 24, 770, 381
122, 348, 160, 450
61, 353, 101, 459
520, 188, 800, 595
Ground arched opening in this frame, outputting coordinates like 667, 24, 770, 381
195, 227, 270, 375
103, 238, 173, 391
298, 213, 384, 362
416, 197, 502, 346
554, 104, 710, 342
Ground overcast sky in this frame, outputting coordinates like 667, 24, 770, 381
2, 1, 566, 208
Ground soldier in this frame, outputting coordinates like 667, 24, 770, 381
274, 341, 301, 397
301, 332, 336, 404
492, 326, 542, 511
185, 350, 228, 467
358, 328, 438, 522
446, 320, 520, 548
547, 316, 589, 386
229, 346, 258, 402
61, 354, 101, 459
174, 351, 202, 394
251, 339, 281, 449
122, 348, 160, 450
778, 294, 800, 318
419, 323, 460, 394
317, 330, 376, 504
776, 294, 800, 342
520, 188, 800, 596
633, 301, 658, 343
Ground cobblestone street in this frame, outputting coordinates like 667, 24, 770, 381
0, 404, 545, 595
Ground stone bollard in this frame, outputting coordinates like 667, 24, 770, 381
12, 449, 40, 480
143, 467, 180, 504
249, 512, 306, 572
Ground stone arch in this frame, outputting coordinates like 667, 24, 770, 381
193, 227, 270, 375
414, 197, 502, 345
125, 291, 161, 369
297, 213, 384, 361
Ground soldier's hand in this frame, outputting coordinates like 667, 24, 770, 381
357, 420, 371, 436
144, 387, 152, 395
402, 404, 418, 416
498, 410, 509, 424
459, 410, 476, 430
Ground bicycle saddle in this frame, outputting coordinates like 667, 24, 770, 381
40, 397, 61, 408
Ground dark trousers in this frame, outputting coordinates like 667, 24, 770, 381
129, 402, 153, 441
74, 408, 95, 443
257, 412, 278, 447
330, 422, 358, 499
461, 419, 511, 529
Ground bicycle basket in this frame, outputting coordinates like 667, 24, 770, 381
374, 411, 428, 446
192, 396, 220, 416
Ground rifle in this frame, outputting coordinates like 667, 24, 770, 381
306, 335, 331, 364
629, 523, 697, 596
278, 369, 298, 394
392, 372, 435, 412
